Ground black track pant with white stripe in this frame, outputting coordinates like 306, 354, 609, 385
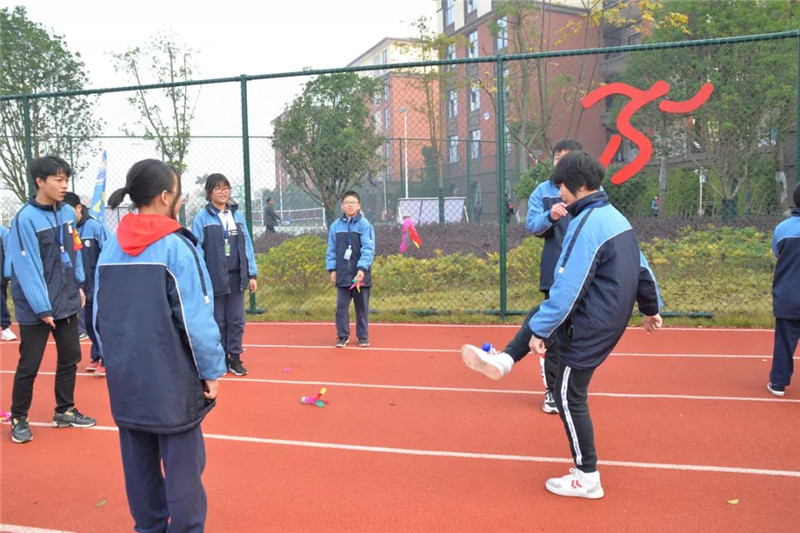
554, 361, 598, 473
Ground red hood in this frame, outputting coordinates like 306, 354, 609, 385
117, 213, 182, 256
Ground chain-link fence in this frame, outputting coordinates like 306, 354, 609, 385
2, 30, 798, 326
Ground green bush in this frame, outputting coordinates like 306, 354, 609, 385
257, 233, 328, 290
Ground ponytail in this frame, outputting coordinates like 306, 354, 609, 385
107, 187, 129, 209
109, 159, 176, 210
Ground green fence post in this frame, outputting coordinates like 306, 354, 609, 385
466, 146, 471, 221
23, 96, 34, 197
496, 57, 507, 319
240, 75, 263, 315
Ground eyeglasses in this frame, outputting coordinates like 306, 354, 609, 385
213, 186, 231, 193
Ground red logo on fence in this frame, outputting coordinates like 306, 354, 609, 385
581, 81, 714, 185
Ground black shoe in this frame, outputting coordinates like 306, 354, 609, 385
11, 416, 33, 443
229, 359, 248, 376
335, 337, 349, 348
768, 383, 786, 397
53, 407, 96, 428
358, 338, 370, 347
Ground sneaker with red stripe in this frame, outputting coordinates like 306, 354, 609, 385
545, 468, 604, 499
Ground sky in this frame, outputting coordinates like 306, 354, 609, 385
2, 0, 441, 207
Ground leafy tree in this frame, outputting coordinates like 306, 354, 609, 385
616, 0, 798, 215
0, 6, 102, 201
271, 73, 384, 225
112, 31, 198, 173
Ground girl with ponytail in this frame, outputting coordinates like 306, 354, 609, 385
94, 159, 225, 532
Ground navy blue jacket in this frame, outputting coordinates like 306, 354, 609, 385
94, 215, 226, 434
326, 213, 375, 288
772, 208, 800, 319
7, 198, 85, 325
529, 192, 662, 369
527, 179, 571, 291
0, 225, 8, 281
77, 214, 107, 305
191, 203, 258, 296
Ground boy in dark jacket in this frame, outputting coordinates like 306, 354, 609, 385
63, 192, 107, 375
6, 155, 96, 444
767, 183, 800, 397
326, 191, 375, 347
463, 152, 662, 499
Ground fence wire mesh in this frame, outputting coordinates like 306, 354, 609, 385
1, 32, 797, 325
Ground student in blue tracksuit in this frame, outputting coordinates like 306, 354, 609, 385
1, 224, 16, 341
95, 159, 226, 533
191, 173, 258, 376
63, 192, 107, 375
463, 152, 662, 499
326, 191, 375, 347
463, 139, 582, 415
6, 155, 96, 444
767, 182, 800, 397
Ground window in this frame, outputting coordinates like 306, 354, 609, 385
444, 0, 454, 26
467, 31, 478, 59
375, 112, 382, 130
504, 125, 513, 154
385, 140, 391, 159
383, 83, 390, 102
447, 90, 458, 118
467, 0, 477, 13
384, 108, 391, 130
470, 129, 481, 160
449, 135, 459, 162
496, 17, 508, 50
445, 43, 456, 72
382, 49, 389, 64
503, 67, 510, 102
469, 84, 480, 112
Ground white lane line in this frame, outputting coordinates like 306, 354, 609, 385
0, 525, 77, 533
1, 370, 796, 403
22, 423, 800, 478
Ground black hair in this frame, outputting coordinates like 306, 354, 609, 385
552, 139, 583, 154
205, 173, 231, 201
794, 182, 800, 208
108, 159, 180, 212
63, 192, 82, 208
30, 155, 71, 189
551, 151, 604, 194
342, 191, 360, 202
266, 197, 273, 202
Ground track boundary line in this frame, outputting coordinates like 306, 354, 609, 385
21, 422, 800, 478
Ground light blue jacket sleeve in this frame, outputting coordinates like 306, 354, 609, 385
235, 211, 258, 278
357, 218, 375, 271
191, 211, 206, 250
528, 222, 597, 338
326, 222, 337, 271
526, 184, 555, 236
172, 237, 227, 380
8, 213, 52, 317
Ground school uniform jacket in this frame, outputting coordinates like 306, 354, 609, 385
94, 213, 226, 434
528, 192, 662, 370
7, 198, 85, 325
326, 213, 375, 288
772, 208, 800, 319
0, 225, 8, 281
527, 179, 571, 291
77, 214, 107, 305
191, 203, 258, 296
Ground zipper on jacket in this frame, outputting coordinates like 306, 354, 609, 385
177, 233, 210, 304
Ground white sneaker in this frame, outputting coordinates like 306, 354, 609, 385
546, 468, 604, 499
1, 328, 17, 341
461, 344, 513, 380
542, 390, 559, 414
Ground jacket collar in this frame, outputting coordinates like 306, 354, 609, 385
77, 212, 94, 228
206, 202, 239, 216
339, 212, 362, 224
28, 196, 63, 212
791, 207, 800, 217
566, 191, 609, 218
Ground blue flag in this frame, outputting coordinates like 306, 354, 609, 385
90, 150, 107, 223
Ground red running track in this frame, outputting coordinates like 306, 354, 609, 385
1, 323, 798, 532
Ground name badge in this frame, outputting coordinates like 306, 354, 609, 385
60, 247, 72, 268
224, 239, 231, 257
343, 246, 352, 260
